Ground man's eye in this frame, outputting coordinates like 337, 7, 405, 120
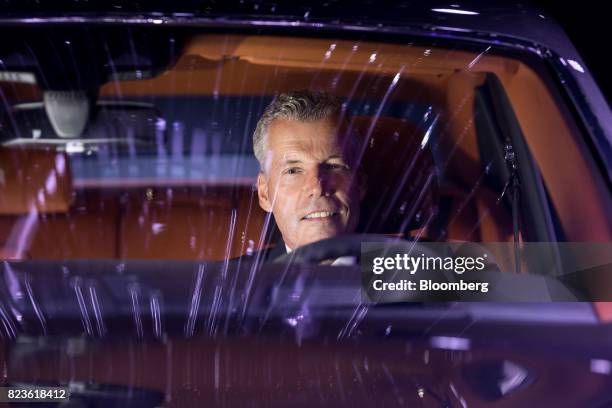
328, 163, 349, 171
284, 167, 302, 175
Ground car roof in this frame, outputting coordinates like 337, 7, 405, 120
0, 0, 576, 54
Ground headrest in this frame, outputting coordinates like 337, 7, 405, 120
0, 148, 73, 214
351, 116, 437, 234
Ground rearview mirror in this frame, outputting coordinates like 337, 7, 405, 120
1, 100, 163, 152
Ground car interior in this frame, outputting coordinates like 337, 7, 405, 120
0, 33, 610, 265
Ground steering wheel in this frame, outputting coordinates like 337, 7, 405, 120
272, 234, 441, 264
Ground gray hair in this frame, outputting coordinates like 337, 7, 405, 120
253, 90, 345, 168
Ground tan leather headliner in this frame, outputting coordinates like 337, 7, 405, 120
98, 34, 518, 100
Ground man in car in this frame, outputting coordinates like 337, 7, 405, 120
253, 90, 367, 260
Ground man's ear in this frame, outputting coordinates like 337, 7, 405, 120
257, 172, 273, 212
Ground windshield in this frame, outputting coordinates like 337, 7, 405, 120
1, 32, 609, 259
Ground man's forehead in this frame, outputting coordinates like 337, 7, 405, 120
268, 118, 351, 151
269, 138, 349, 166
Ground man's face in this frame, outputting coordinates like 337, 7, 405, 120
257, 116, 365, 250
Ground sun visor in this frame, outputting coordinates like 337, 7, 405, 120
0, 148, 73, 214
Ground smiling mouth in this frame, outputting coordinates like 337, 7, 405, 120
302, 211, 339, 220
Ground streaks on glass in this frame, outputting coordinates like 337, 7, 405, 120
205, 284, 223, 337
128, 282, 144, 339
449, 382, 469, 408
150, 290, 163, 339
0, 303, 17, 339
421, 111, 439, 149
468, 45, 492, 70
88, 283, 107, 337
70, 276, 94, 336
221, 208, 237, 280
184, 264, 205, 337
337, 303, 369, 340
23, 274, 46, 335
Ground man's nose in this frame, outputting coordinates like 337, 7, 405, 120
304, 168, 332, 197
